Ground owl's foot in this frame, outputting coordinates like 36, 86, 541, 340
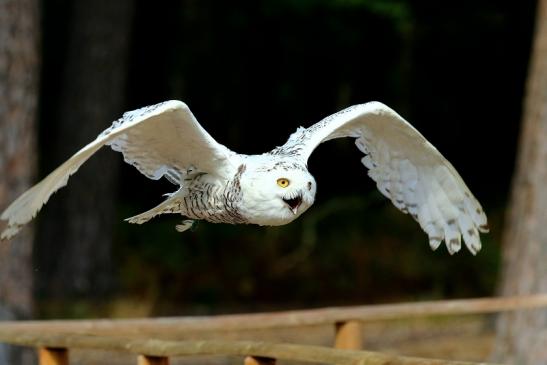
175, 219, 197, 232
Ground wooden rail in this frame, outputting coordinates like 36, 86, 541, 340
0, 332, 498, 365
1, 295, 546, 364
0, 294, 545, 337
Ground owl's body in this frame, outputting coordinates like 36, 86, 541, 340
0, 100, 488, 255
130, 156, 315, 229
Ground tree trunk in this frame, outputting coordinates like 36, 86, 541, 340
0, 0, 40, 363
36, 0, 134, 299
493, 1, 547, 363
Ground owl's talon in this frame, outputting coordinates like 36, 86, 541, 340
176, 220, 194, 232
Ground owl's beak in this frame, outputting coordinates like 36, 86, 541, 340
283, 194, 302, 214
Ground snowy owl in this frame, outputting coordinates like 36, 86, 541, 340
0, 101, 488, 254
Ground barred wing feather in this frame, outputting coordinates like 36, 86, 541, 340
1, 100, 236, 240
276, 102, 488, 255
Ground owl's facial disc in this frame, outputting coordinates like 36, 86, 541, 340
238, 161, 316, 226
283, 194, 302, 214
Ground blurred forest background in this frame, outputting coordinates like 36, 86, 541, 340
1, 0, 547, 363
4, 0, 536, 315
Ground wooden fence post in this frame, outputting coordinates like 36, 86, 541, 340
244, 355, 276, 365
38, 347, 68, 365
137, 355, 169, 365
334, 321, 362, 350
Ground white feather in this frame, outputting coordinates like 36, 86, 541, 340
1, 100, 488, 256
1, 101, 236, 240
276, 101, 489, 254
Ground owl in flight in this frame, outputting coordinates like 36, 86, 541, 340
0, 101, 488, 254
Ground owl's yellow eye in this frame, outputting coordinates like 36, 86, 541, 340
277, 178, 290, 188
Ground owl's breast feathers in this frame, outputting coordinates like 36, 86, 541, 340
176, 164, 248, 224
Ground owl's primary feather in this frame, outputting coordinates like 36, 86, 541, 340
0, 101, 488, 254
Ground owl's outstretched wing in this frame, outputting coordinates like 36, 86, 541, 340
272, 102, 488, 255
1, 100, 238, 240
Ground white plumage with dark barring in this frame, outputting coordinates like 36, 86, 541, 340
0, 100, 488, 254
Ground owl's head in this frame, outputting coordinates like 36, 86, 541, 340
240, 159, 316, 226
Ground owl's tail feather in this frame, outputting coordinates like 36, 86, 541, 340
125, 194, 182, 224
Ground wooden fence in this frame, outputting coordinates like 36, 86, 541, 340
0, 294, 546, 365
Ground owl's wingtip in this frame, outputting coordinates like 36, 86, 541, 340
0, 224, 21, 242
